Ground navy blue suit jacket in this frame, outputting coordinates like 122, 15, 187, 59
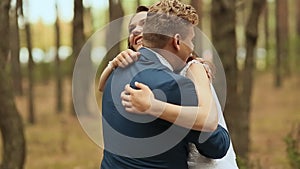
101, 48, 230, 169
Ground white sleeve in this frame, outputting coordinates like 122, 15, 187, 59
180, 60, 201, 77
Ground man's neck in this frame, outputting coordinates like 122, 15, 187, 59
151, 48, 185, 72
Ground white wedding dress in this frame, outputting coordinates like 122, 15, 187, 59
181, 61, 239, 169
187, 85, 239, 169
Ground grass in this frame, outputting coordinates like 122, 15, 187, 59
0, 72, 299, 168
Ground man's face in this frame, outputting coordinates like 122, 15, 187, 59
177, 26, 195, 63
128, 12, 147, 51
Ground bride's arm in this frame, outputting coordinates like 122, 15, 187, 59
121, 62, 218, 132
98, 49, 140, 91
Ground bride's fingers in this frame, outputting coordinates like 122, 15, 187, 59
127, 50, 140, 62
115, 58, 126, 68
123, 52, 134, 64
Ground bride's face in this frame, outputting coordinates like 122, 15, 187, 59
128, 12, 147, 51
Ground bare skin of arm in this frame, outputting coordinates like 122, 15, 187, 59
121, 62, 218, 132
98, 49, 140, 92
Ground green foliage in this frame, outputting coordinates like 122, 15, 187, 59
236, 156, 263, 169
284, 124, 300, 169
237, 156, 248, 169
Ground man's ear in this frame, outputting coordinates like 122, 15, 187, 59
173, 34, 181, 50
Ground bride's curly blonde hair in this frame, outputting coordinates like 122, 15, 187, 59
143, 0, 199, 48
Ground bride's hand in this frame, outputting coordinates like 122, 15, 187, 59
111, 49, 140, 68
195, 58, 215, 81
120, 82, 155, 114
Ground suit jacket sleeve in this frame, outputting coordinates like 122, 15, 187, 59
188, 125, 230, 159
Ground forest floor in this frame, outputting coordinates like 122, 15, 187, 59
6, 72, 300, 169
249, 73, 300, 169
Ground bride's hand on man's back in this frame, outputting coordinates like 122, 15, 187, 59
111, 49, 140, 68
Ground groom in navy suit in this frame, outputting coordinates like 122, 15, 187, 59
101, 0, 230, 168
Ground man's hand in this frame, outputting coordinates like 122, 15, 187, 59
120, 82, 155, 114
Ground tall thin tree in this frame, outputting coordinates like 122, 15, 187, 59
296, 0, 300, 68
264, 2, 270, 69
72, 0, 84, 63
240, 0, 266, 164
275, 0, 289, 87
24, 0, 35, 124
55, 2, 63, 112
9, 0, 23, 96
243, 0, 266, 115
71, 0, 85, 115
190, 0, 203, 54
191, 0, 202, 29
98, 0, 124, 74
137, 0, 141, 7
0, 0, 26, 168
297, 0, 300, 37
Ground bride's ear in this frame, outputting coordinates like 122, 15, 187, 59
173, 34, 181, 51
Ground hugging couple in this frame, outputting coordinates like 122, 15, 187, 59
99, 0, 239, 168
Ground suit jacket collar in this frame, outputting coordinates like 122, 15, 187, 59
138, 47, 173, 72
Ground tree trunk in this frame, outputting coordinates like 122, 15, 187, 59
25, 22, 35, 124
72, 0, 85, 63
0, 0, 26, 168
296, 0, 300, 69
243, 0, 266, 115
240, 0, 266, 164
84, 7, 93, 37
264, 2, 271, 70
71, 0, 85, 115
55, 3, 63, 113
137, 0, 141, 7
191, 0, 202, 29
275, 0, 289, 87
297, 0, 300, 36
211, 0, 247, 160
98, 0, 124, 74
190, 0, 203, 54
9, 3, 23, 96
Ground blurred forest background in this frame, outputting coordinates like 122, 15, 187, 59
0, 0, 300, 169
